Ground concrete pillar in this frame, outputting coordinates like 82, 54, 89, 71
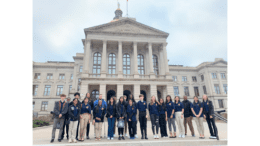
133, 42, 139, 78
134, 84, 140, 101
150, 84, 157, 100
80, 82, 88, 98
159, 47, 165, 75
101, 40, 107, 78
166, 84, 174, 100
83, 39, 91, 74
163, 43, 170, 75
99, 84, 106, 100
217, 72, 224, 94
148, 43, 155, 76
117, 84, 123, 99
118, 41, 123, 78
71, 64, 78, 92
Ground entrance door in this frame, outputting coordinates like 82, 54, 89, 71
107, 90, 116, 102
123, 90, 131, 101
140, 90, 147, 102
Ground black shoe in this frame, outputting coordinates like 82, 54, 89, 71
145, 136, 148, 140
76, 138, 78, 141
118, 136, 121, 140
87, 136, 90, 139
67, 137, 69, 140
50, 139, 54, 143
61, 137, 63, 140
185, 134, 187, 136
217, 136, 219, 140
58, 139, 61, 142
121, 136, 125, 140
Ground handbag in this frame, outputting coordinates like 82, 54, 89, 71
117, 119, 124, 128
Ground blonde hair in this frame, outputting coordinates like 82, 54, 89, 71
150, 95, 157, 105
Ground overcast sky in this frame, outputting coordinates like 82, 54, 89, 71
33, 0, 227, 67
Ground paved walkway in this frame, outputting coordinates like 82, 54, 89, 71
33, 120, 227, 146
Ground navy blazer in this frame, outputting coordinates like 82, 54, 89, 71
202, 100, 214, 116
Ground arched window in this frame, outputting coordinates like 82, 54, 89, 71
91, 90, 99, 100
123, 54, 131, 74
108, 53, 116, 74
93, 52, 101, 74
153, 55, 159, 75
138, 54, 145, 74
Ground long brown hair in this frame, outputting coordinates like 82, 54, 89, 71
165, 95, 172, 103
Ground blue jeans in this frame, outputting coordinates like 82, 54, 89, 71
108, 117, 115, 138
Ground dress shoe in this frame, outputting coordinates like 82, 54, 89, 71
121, 136, 125, 140
145, 136, 148, 140
58, 139, 61, 142
118, 136, 121, 140
50, 139, 54, 143
141, 135, 144, 139
86, 136, 90, 139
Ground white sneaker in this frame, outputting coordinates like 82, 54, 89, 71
135, 134, 138, 138
125, 134, 128, 137
111, 137, 114, 140
157, 135, 159, 139
68, 139, 72, 143
179, 134, 182, 138
210, 136, 217, 139
113, 134, 116, 137
107, 137, 110, 140
73, 139, 77, 143
154, 135, 156, 139
182, 135, 185, 138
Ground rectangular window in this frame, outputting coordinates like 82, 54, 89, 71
33, 85, 38, 96
57, 85, 63, 96
70, 74, 73, 80
79, 65, 83, 72
214, 84, 220, 94
59, 74, 65, 80
172, 76, 177, 81
78, 78, 81, 84
221, 73, 226, 79
69, 85, 72, 93
184, 86, 189, 96
182, 76, 187, 82
33, 101, 35, 111
194, 87, 199, 96
212, 73, 217, 79
201, 75, 204, 82
192, 76, 197, 82
46, 73, 53, 79
41, 101, 48, 111
203, 86, 207, 94
173, 86, 179, 96
44, 85, 51, 96
77, 85, 80, 91
223, 84, 228, 94
218, 99, 224, 108
34, 73, 41, 79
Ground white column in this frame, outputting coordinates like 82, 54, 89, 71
163, 43, 171, 79
99, 84, 106, 100
71, 64, 78, 92
80, 83, 88, 98
118, 41, 123, 78
83, 39, 91, 74
217, 72, 224, 95
133, 42, 139, 78
134, 84, 140, 101
101, 40, 107, 78
117, 84, 123, 99
150, 84, 157, 100
148, 43, 155, 79
159, 47, 165, 75
166, 84, 174, 99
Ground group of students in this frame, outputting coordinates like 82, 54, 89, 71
50, 92, 219, 143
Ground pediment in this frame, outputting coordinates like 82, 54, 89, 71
43, 79, 54, 83
84, 18, 169, 37
211, 60, 227, 66
56, 80, 66, 84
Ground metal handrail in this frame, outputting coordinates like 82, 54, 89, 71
214, 112, 227, 123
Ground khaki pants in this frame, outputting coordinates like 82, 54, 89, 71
95, 122, 102, 138
79, 114, 90, 139
183, 116, 195, 135
69, 121, 78, 141
194, 117, 204, 135
175, 112, 185, 135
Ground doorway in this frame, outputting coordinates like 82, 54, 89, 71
140, 90, 147, 101
123, 90, 131, 101
107, 90, 116, 102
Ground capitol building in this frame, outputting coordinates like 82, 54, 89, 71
33, 6, 227, 117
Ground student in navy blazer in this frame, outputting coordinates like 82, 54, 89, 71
126, 99, 137, 139
148, 95, 160, 139
191, 96, 205, 139
68, 98, 81, 143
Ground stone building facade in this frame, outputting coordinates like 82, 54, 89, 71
33, 8, 227, 117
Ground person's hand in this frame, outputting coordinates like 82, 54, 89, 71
92, 120, 95, 125
170, 115, 173, 119
204, 115, 206, 119
196, 115, 199, 118
146, 115, 148, 118
181, 115, 183, 119
80, 115, 83, 119
59, 114, 62, 118
110, 115, 113, 118
210, 115, 213, 119
129, 119, 131, 121
165, 117, 167, 121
